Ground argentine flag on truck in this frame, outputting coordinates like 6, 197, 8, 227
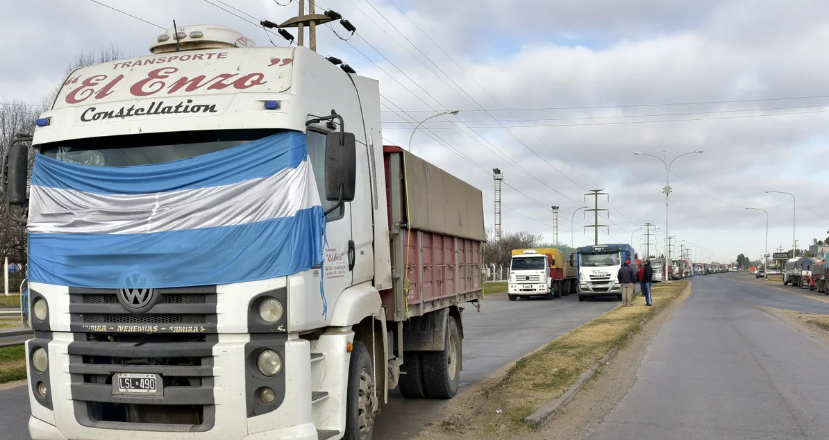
27, 131, 325, 288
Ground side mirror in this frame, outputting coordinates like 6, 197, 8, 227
323, 131, 356, 215
6, 142, 28, 206
550, 258, 556, 267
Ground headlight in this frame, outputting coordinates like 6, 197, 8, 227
260, 387, 275, 403
33, 298, 48, 321
258, 298, 284, 323
37, 382, 48, 397
32, 347, 48, 373
256, 350, 283, 376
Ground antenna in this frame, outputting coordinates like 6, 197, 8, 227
172, 20, 180, 52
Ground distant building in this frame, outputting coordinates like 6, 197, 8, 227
808, 244, 829, 259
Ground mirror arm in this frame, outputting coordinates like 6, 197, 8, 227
323, 185, 344, 216
305, 110, 346, 144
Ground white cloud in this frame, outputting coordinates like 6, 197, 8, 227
1, 0, 827, 261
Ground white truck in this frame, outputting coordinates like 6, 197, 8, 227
576, 243, 635, 302
5, 25, 485, 440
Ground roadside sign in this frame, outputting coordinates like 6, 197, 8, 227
773, 252, 790, 260
764, 254, 770, 257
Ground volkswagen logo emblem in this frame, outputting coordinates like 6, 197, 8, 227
525, 276, 530, 281
118, 288, 156, 313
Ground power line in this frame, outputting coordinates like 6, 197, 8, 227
87, 0, 165, 30
381, 94, 829, 112
381, 103, 829, 125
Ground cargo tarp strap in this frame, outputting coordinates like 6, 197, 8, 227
27, 131, 325, 289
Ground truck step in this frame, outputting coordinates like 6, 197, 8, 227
311, 391, 329, 404
311, 352, 325, 363
317, 430, 339, 440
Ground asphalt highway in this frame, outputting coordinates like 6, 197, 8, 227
585, 273, 829, 440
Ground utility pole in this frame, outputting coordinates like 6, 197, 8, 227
551, 206, 560, 246
493, 168, 503, 244
277, 0, 335, 52
584, 190, 609, 245
643, 222, 655, 258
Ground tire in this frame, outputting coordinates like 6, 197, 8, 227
553, 281, 562, 299
344, 341, 378, 440
397, 352, 426, 399
508, 294, 518, 301
561, 280, 570, 296
570, 280, 578, 294
421, 316, 461, 399
578, 295, 586, 302
616, 295, 623, 301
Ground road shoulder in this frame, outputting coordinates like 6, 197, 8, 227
757, 306, 829, 348
413, 281, 692, 440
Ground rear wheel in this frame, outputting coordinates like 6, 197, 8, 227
421, 317, 460, 399
397, 352, 426, 399
344, 341, 378, 440
616, 295, 623, 301
578, 295, 586, 302
561, 280, 571, 296
553, 281, 562, 298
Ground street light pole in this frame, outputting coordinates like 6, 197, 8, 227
766, 190, 796, 256
635, 149, 703, 285
746, 207, 769, 279
571, 205, 588, 248
407, 110, 459, 153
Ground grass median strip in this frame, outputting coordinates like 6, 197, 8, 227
443, 280, 689, 435
0, 345, 26, 384
484, 281, 507, 295
0, 294, 21, 308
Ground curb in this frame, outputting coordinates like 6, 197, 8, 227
523, 346, 618, 430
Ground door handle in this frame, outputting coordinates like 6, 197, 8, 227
348, 240, 356, 271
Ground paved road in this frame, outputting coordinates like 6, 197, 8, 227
585, 273, 829, 440
375, 290, 620, 439
0, 290, 619, 440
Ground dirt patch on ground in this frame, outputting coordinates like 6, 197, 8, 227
757, 307, 829, 348
413, 281, 691, 440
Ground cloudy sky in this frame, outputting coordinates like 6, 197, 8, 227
2, 0, 828, 263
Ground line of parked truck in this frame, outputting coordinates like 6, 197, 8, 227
782, 254, 829, 293
507, 245, 725, 302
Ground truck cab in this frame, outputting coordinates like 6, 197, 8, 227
6, 25, 484, 440
649, 259, 663, 282
508, 249, 557, 300
576, 244, 634, 301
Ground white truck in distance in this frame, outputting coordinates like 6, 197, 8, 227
576, 244, 635, 302
6, 25, 486, 440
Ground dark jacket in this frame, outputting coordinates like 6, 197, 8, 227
618, 264, 636, 284
642, 264, 653, 282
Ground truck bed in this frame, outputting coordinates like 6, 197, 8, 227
381, 146, 484, 321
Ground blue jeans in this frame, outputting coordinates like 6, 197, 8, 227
643, 282, 652, 304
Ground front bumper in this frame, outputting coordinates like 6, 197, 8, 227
578, 283, 621, 296
509, 283, 550, 295
28, 334, 318, 440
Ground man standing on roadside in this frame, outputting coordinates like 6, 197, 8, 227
618, 259, 636, 307
641, 260, 653, 306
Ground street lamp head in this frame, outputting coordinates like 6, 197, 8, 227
764, 190, 770, 193
448, 110, 459, 115
695, 150, 704, 154
634, 152, 642, 155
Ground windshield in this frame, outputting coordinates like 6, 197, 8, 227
511, 257, 546, 270
580, 253, 621, 267
40, 129, 340, 217
41, 129, 284, 166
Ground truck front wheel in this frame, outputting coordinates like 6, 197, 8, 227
345, 341, 378, 440
561, 280, 570, 296
421, 317, 460, 399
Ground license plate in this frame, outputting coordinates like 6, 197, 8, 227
113, 373, 162, 396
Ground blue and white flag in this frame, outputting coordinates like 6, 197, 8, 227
28, 131, 324, 288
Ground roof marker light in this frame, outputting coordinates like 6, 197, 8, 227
264, 101, 280, 110
35, 118, 50, 127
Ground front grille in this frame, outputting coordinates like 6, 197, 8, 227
83, 294, 205, 305
590, 275, 611, 280
68, 286, 218, 431
69, 287, 216, 334
84, 314, 206, 324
